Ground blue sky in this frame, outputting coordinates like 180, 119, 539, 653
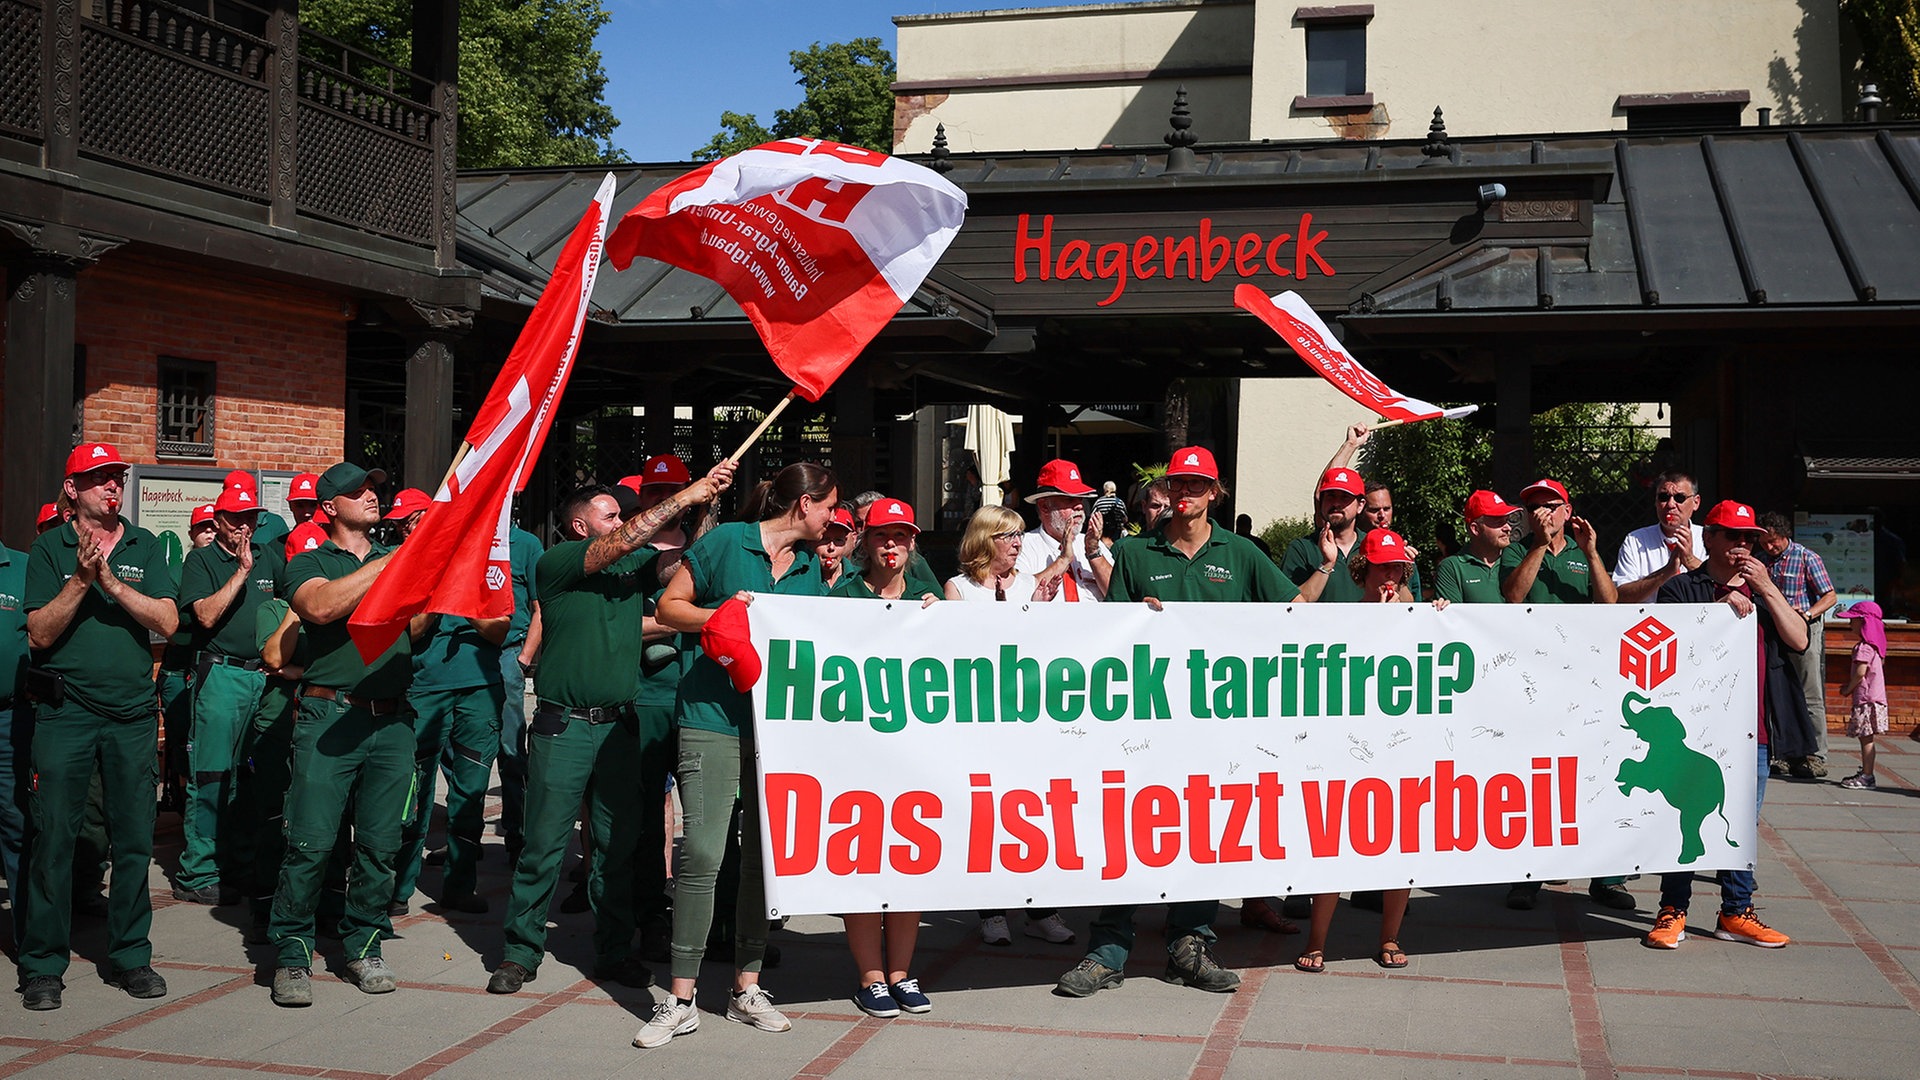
598, 0, 1082, 162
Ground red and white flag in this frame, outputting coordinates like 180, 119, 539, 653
605, 138, 968, 401
1235, 286, 1478, 424
347, 173, 617, 661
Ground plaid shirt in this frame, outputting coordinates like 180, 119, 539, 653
1765, 540, 1834, 611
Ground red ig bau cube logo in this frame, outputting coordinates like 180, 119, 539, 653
1620, 616, 1678, 691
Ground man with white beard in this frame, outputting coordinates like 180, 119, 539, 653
1013, 459, 1109, 601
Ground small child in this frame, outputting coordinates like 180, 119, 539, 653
1836, 601, 1889, 790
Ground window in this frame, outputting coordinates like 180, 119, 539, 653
157, 357, 215, 459
1294, 6, 1373, 108
1616, 92, 1750, 133
1306, 25, 1366, 98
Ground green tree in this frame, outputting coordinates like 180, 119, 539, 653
694, 38, 897, 160
1843, 1, 1920, 119
300, 0, 625, 168
1356, 402, 1659, 585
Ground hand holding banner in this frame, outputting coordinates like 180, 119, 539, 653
347, 173, 617, 662
1235, 285, 1478, 425
605, 138, 969, 404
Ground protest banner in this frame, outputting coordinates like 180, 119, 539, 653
745, 596, 1760, 916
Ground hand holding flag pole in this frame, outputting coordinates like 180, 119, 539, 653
1234, 285, 1479, 427
606, 138, 968, 462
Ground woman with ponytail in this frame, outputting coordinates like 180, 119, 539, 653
636, 462, 838, 1049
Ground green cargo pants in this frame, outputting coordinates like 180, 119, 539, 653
177, 662, 267, 893
235, 677, 299, 919
268, 694, 413, 968
19, 702, 158, 979
394, 683, 505, 903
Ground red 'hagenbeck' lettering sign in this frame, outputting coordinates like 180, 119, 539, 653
1013, 212, 1336, 307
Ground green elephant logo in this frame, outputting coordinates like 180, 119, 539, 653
1614, 692, 1736, 865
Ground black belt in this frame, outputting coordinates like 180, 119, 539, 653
534, 700, 634, 725
302, 685, 405, 716
199, 653, 263, 672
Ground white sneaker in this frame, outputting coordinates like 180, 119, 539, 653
980, 914, 1012, 945
726, 985, 792, 1032
1025, 913, 1076, 944
634, 996, 700, 1048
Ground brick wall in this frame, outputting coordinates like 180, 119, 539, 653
70, 253, 348, 471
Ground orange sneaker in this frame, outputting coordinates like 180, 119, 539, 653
1714, 908, 1790, 948
1643, 906, 1686, 949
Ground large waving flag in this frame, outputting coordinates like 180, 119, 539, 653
605, 138, 968, 402
347, 173, 617, 662
1235, 286, 1478, 424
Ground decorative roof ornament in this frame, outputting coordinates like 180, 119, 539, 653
1420, 106, 1453, 166
1164, 85, 1199, 176
930, 123, 953, 174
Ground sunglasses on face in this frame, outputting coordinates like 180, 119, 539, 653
1655, 492, 1695, 503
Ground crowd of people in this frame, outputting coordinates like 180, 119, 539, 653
0, 423, 1886, 1050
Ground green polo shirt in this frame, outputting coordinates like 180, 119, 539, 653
634, 547, 689, 711
254, 597, 310, 669
25, 518, 178, 720
0, 546, 28, 704
829, 572, 931, 600
1280, 532, 1363, 603
1435, 552, 1506, 604
284, 539, 411, 697
177, 539, 280, 659
1499, 541, 1599, 605
1108, 521, 1298, 603
411, 615, 503, 692
253, 512, 289, 551
535, 540, 658, 709
677, 520, 827, 736
507, 527, 543, 646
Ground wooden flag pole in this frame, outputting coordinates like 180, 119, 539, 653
1369, 417, 1409, 431
725, 390, 799, 463
437, 442, 474, 493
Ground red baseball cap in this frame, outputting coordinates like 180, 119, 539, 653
384, 488, 431, 520
213, 486, 261, 515
190, 504, 216, 528
1318, 466, 1364, 497
224, 469, 258, 495
35, 503, 62, 529
1703, 500, 1765, 535
65, 442, 126, 477
1463, 490, 1518, 521
639, 454, 692, 487
700, 596, 762, 694
1362, 528, 1414, 565
1167, 446, 1220, 481
288, 473, 321, 502
866, 497, 919, 533
1520, 478, 1570, 504
1027, 459, 1095, 500
285, 521, 327, 559
826, 507, 856, 534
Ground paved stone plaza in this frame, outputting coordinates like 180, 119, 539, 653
5, 740, 1918, 1080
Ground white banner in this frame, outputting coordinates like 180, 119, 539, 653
747, 596, 1761, 917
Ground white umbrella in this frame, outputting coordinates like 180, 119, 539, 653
963, 404, 1016, 507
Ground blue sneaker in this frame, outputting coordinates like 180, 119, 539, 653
888, 977, 932, 1014
854, 980, 899, 1018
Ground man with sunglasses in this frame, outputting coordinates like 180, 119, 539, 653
1436, 491, 1519, 604
1645, 500, 1801, 951
20, 444, 180, 1010
1613, 471, 1707, 604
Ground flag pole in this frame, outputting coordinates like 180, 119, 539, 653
725, 390, 799, 463
437, 442, 474, 492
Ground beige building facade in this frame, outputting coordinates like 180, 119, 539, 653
893, 0, 1851, 525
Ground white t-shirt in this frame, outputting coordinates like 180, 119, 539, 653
946, 571, 1043, 603
1612, 522, 1707, 586
1013, 526, 1106, 602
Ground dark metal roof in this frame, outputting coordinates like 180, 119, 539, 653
454, 123, 1920, 348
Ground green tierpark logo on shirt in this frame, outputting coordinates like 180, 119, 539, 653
114, 563, 146, 583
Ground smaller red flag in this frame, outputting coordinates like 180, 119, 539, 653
1235, 286, 1477, 424
347, 174, 617, 662
605, 138, 968, 402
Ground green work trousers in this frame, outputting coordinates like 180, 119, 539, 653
395, 683, 505, 902
268, 695, 413, 968
177, 663, 266, 893
19, 702, 158, 979
669, 726, 765, 981
158, 666, 192, 811
499, 704, 664, 973
236, 679, 299, 918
